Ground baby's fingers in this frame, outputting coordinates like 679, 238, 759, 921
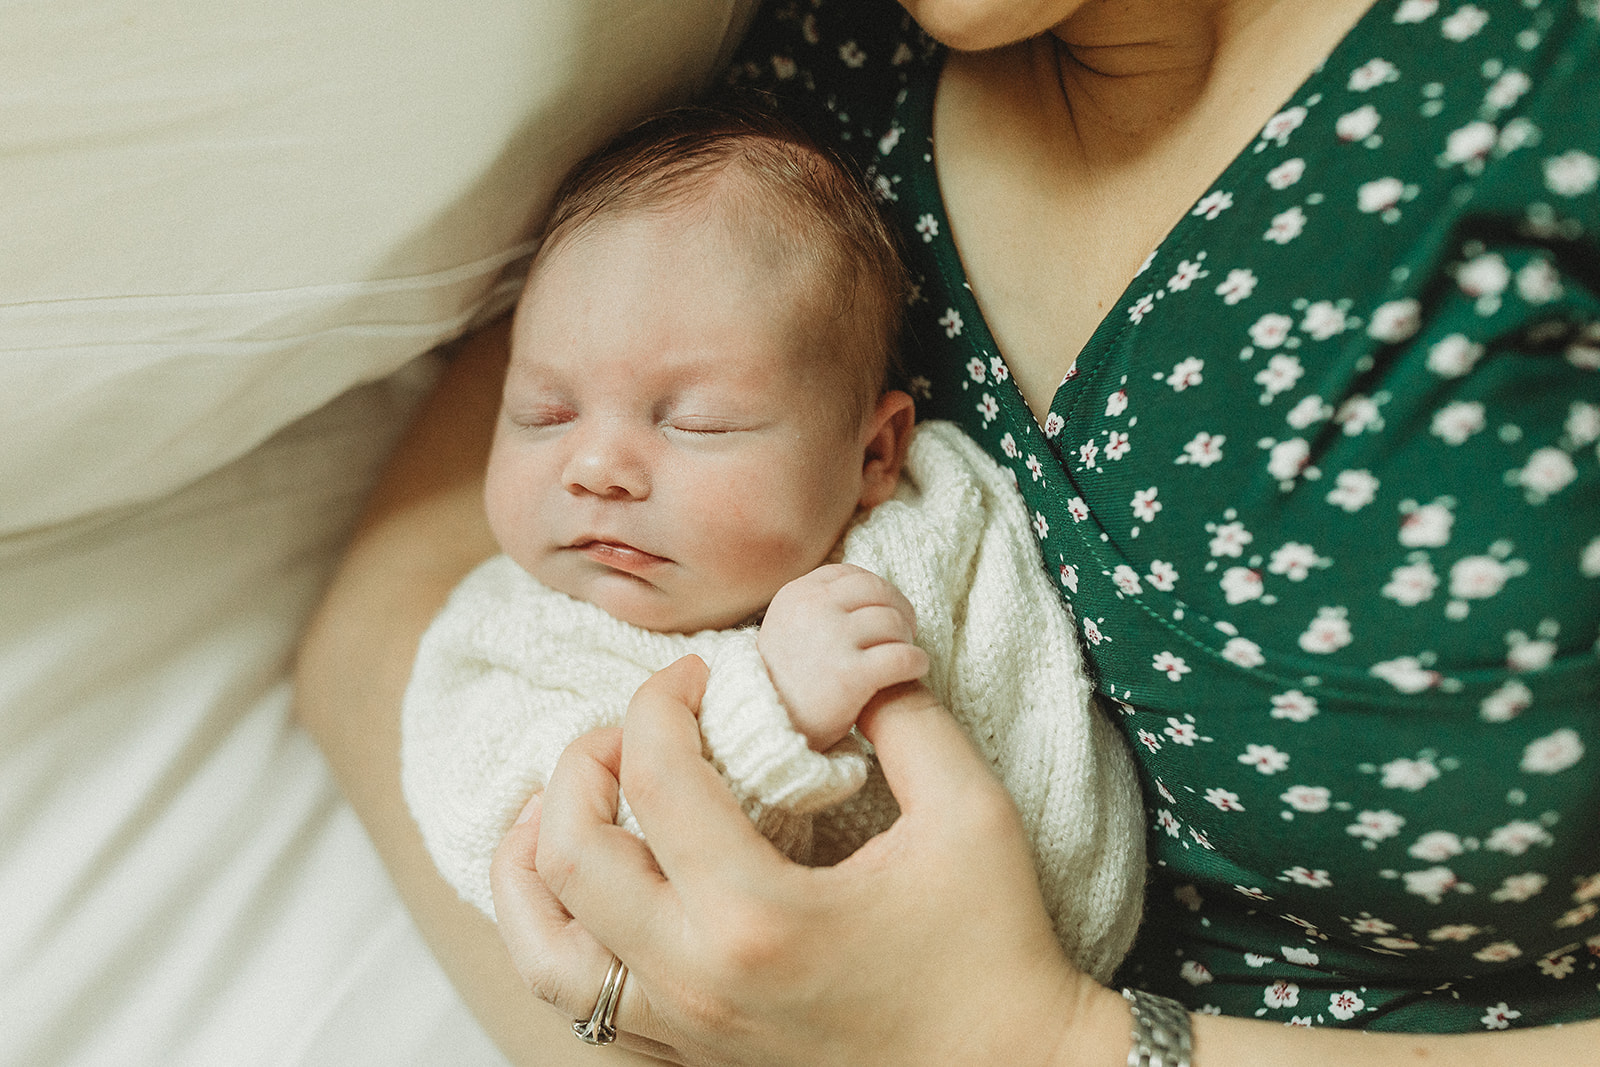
858, 640, 931, 690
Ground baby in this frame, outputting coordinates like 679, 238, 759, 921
401, 105, 1146, 983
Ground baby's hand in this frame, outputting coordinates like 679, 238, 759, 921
757, 563, 930, 752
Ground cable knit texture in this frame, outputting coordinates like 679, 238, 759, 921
401, 420, 1146, 981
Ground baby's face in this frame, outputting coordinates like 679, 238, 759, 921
486, 208, 874, 633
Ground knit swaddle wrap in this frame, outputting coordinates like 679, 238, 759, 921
401, 421, 1146, 982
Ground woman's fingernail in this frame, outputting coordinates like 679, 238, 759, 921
514, 793, 542, 827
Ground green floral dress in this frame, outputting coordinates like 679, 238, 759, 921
726, 0, 1600, 1033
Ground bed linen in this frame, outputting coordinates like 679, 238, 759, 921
0, 2, 752, 1063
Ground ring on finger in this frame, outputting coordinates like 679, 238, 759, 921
572, 955, 628, 1046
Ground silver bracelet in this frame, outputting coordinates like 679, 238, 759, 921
1121, 987, 1193, 1067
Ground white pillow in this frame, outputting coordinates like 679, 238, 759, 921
0, 0, 754, 535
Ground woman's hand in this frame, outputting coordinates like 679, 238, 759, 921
491, 655, 1130, 1067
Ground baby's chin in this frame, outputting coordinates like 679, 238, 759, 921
575, 577, 764, 635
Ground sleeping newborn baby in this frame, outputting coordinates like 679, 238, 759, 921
400, 105, 1146, 983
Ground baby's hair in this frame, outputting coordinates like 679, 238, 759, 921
535, 103, 910, 427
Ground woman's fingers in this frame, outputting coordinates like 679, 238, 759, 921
854, 679, 1003, 820
619, 656, 788, 892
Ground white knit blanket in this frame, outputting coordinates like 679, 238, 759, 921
401, 421, 1145, 982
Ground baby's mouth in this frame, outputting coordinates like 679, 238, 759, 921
573, 539, 670, 573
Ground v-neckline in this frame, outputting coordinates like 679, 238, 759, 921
904, 1, 1387, 428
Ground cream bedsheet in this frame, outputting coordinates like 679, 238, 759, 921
0, 2, 751, 1062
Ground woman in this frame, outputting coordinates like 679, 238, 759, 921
299, 0, 1600, 1062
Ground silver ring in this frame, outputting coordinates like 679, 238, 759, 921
572, 955, 628, 1046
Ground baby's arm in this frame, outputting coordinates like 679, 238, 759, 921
757, 563, 930, 751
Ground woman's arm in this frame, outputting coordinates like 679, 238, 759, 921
495, 655, 1600, 1067
292, 317, 666, 1065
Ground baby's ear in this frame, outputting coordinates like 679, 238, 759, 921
857, 390, 915, 509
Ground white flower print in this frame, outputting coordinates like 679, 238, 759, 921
1193, 190, 1234, 219
989, 356, 1009, 382
1209, 520, 1253, 557
1249, 314, 1294, 349
1157, 809, 1181, 837
1264, 206, 1307, 244
1338, 105, 1382, 142
1440, 5, 1489, 40
1104, 389, 1129, 417
1082, 618, 1108, 646
1409, 831, 1465, 862
1556, 903, 1600, 928
1350, 809, 1401, 844
1166, 357, 1205, 391
1220, 566, 1264, 604
1428, 923, 1481, 942
1282, 946, 1320, 967
1357, 176, 1407, 215
1025, 454, 1045, 481
1268, 542, 1325, 581
1485, 70, 1532, 112
1267, 437, 1312, 482
1367, 299, 1422, 342
1300, 301, 1349, 341
1165, 717, 1202, 745
1566, 401, 1600, 445
1481, 1003, 1523, 1030
1299, 607, 1352, 654
770, 54, 797, 80
1328, 990, 1367, 1021
1490, 872, 1547, 902
1497, 116, 1538, 155
1113, 564, 1144, 595
1573, 873, 1600, 903
940, 308, 964, 337
1058, 563, 1078, 593
1281, 785, 1331, 812
1153, 651, 1191, 681
1190, 827, 1216, 851
1042, 411, 1065, 438
1348, 59, 1398, 92
1398, 498, 1455, 547
1326, 469, 1379, 512
1128, 294, 1156, 323
1266, 158, 1305, 189
838, 40, 867, 68
1067, 496, 1089, 522
1260, 106, 1307, 146
876, 124, 902, 155
1537, 954, 1576, 979
1380, 756, 1440, 791
1147, 560, 1178, 591
1480, 680, 1531, 722
1131, 487, 1162, 521
1000, 433, 1020, 459
1240, 743, 1289, 773
1429, 397, 1486, 441
1393, 0, 1438, 23
1236, 885, 1274, 903
1282, 867, 1333, 888
1515, 447, 1578, 500
1458, 253, 1511, 306
1180, 960, 1214, 986
1104, 432, 1130, 460
1138, 728, 1161, 753
1544, 150, 1600, 197
1403, 866, 1468, 904
1443, 121, 1497, 168
1286, 395, 1332, 429
1215, 268, 1258, 304
915, 213, 940, 242
1426, 334, 1485, 377
1264, 981, 1300, 1009
1254, 353, 1304, 400
1383, 557, 1439, 606
1350, 914, 1398, 935
1335, 394, 1385, 435
1473, 942, 1523, 964
1271, 690, 1319, 722
1168, 259, 1209, 291
1179, 431, 1226, 467
1583, 536, 1600, 578
1370, 656, 1443, 693
1205, 787, 1245, 812
977, 393, 999, 425
1520, 728, 1584, 774
1516, 257, 1564, 304
1449, 554, 1521, 601
1222, 637, 1266, 669
1032, 511, 1050, 539
1506, 631, 1557, 672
